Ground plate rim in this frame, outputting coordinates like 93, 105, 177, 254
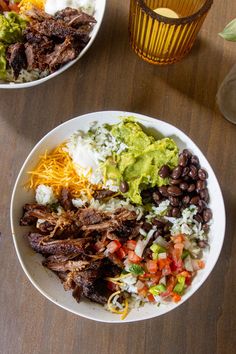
0, 0, 107, 89
10, 110, 226, 323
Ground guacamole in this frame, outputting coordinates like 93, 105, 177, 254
0, 12, 27, 79
0, 12, 27, 44
0, 43, 6, 80
103, 119, 179, 204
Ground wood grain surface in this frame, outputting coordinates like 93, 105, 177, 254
0, 1, 236, 353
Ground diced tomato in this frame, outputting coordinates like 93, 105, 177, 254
185, 276, 192, 286
150, 273, 162, 285
9, 3, 19, 12
106, 281, 119, 292
162, 264, 172, 276
136, 280, 145, 290
128, 250, 142, 263
146, 259, 158, 274
170, 258, 183, 273
106, 240, 122, 254
178, 271, 190, 278
169, 243, 184, 262
166, 276, 176, 292
138, 285, 148, 297
0, 0, 9, 11
171, 292, 181, 302
147, 294, 155, 302
160, 289, 171, 298
158, 257, 172, 270
126, 240, 137, 250
172, 234, 185, 244
197, 260, 205, 269
94, 240, 107, 252
116, 247, 126, 260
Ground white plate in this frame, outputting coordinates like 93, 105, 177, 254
0, 1, 106, 89
10, 111, 225, 322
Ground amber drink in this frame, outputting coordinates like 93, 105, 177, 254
129, 0, 213, 65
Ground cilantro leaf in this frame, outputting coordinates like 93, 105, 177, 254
129, 264, 144, 275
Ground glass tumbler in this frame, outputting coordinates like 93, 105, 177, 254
129, 0, 213, 65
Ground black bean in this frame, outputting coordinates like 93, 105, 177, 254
170, 178, 182, 185
203, 208, 212, 223
188, 165, 198, 179
153, 229, 163, 238
167, 186, 182, 197
187, 184, 196, 193
196, 180, 207, 191
182, 166, 190, 177
202, 223, 210, 233
120, 181, 129, 193
197, 199, 207, 213
198, 240, 208, 248
183, 149, 192, 159
143, 222, 152, 232
172, 207, 181, 217
200, 189, 209, 203
153, 191, 162, 204
179, 182, 189, 191
190, 196, 200, 205
194, 214, 203, 223
183, 175, 191, 182
171, 166, 183, 179
141, 189, 153, 201
198, 168, 208, 180
159, 186, 169, 197
179, 153, 188, 167
152, 219, 164, 228
164, 224, 170, 233
158, 165, 170, 178
166, 208, 173, 217
191, 155, 200, 166
182, 195, 190, 205
169, 196, 180, 207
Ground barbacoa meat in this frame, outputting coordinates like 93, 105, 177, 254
28, 232, 91, 255
7, 43, 27, 79
55, 7, 97, 28
20, 187, 142, 306
93, 189, 116, 201
5, 7, 96, 78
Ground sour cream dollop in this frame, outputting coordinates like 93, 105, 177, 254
45, 0, 95, 15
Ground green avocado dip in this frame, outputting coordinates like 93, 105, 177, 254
102, 119, 179, 204
0, 12, 27, 44
0, 12, 27, 80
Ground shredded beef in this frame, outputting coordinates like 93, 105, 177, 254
28, 232, 91, 256
93, 189, 116, 201
45, 36, 77, 71
21, 194, 142, 307
54, 7, 97, 28
5, 7, 96, 77
59, 188, 74, 211
7, 43, 27, 79
20, 204, 51, 226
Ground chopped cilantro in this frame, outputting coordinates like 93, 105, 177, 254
129, 264, 144, 275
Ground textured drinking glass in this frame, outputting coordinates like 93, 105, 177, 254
129, 0, 213, 65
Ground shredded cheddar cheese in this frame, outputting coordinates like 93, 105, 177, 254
107, 289, 129, 320
27, 143, 97, 199
19, 0, 45, 13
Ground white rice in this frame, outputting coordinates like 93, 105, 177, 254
45, 0, 96, 16
35, 184, 58, 205
67, 123, 127, 188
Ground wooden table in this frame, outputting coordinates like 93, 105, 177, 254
0, 1, 236, 353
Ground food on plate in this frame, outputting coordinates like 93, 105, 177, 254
0, 0, 96, 82
19, 118, 213, 319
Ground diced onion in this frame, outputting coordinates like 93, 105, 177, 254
153, 236, 169, 248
